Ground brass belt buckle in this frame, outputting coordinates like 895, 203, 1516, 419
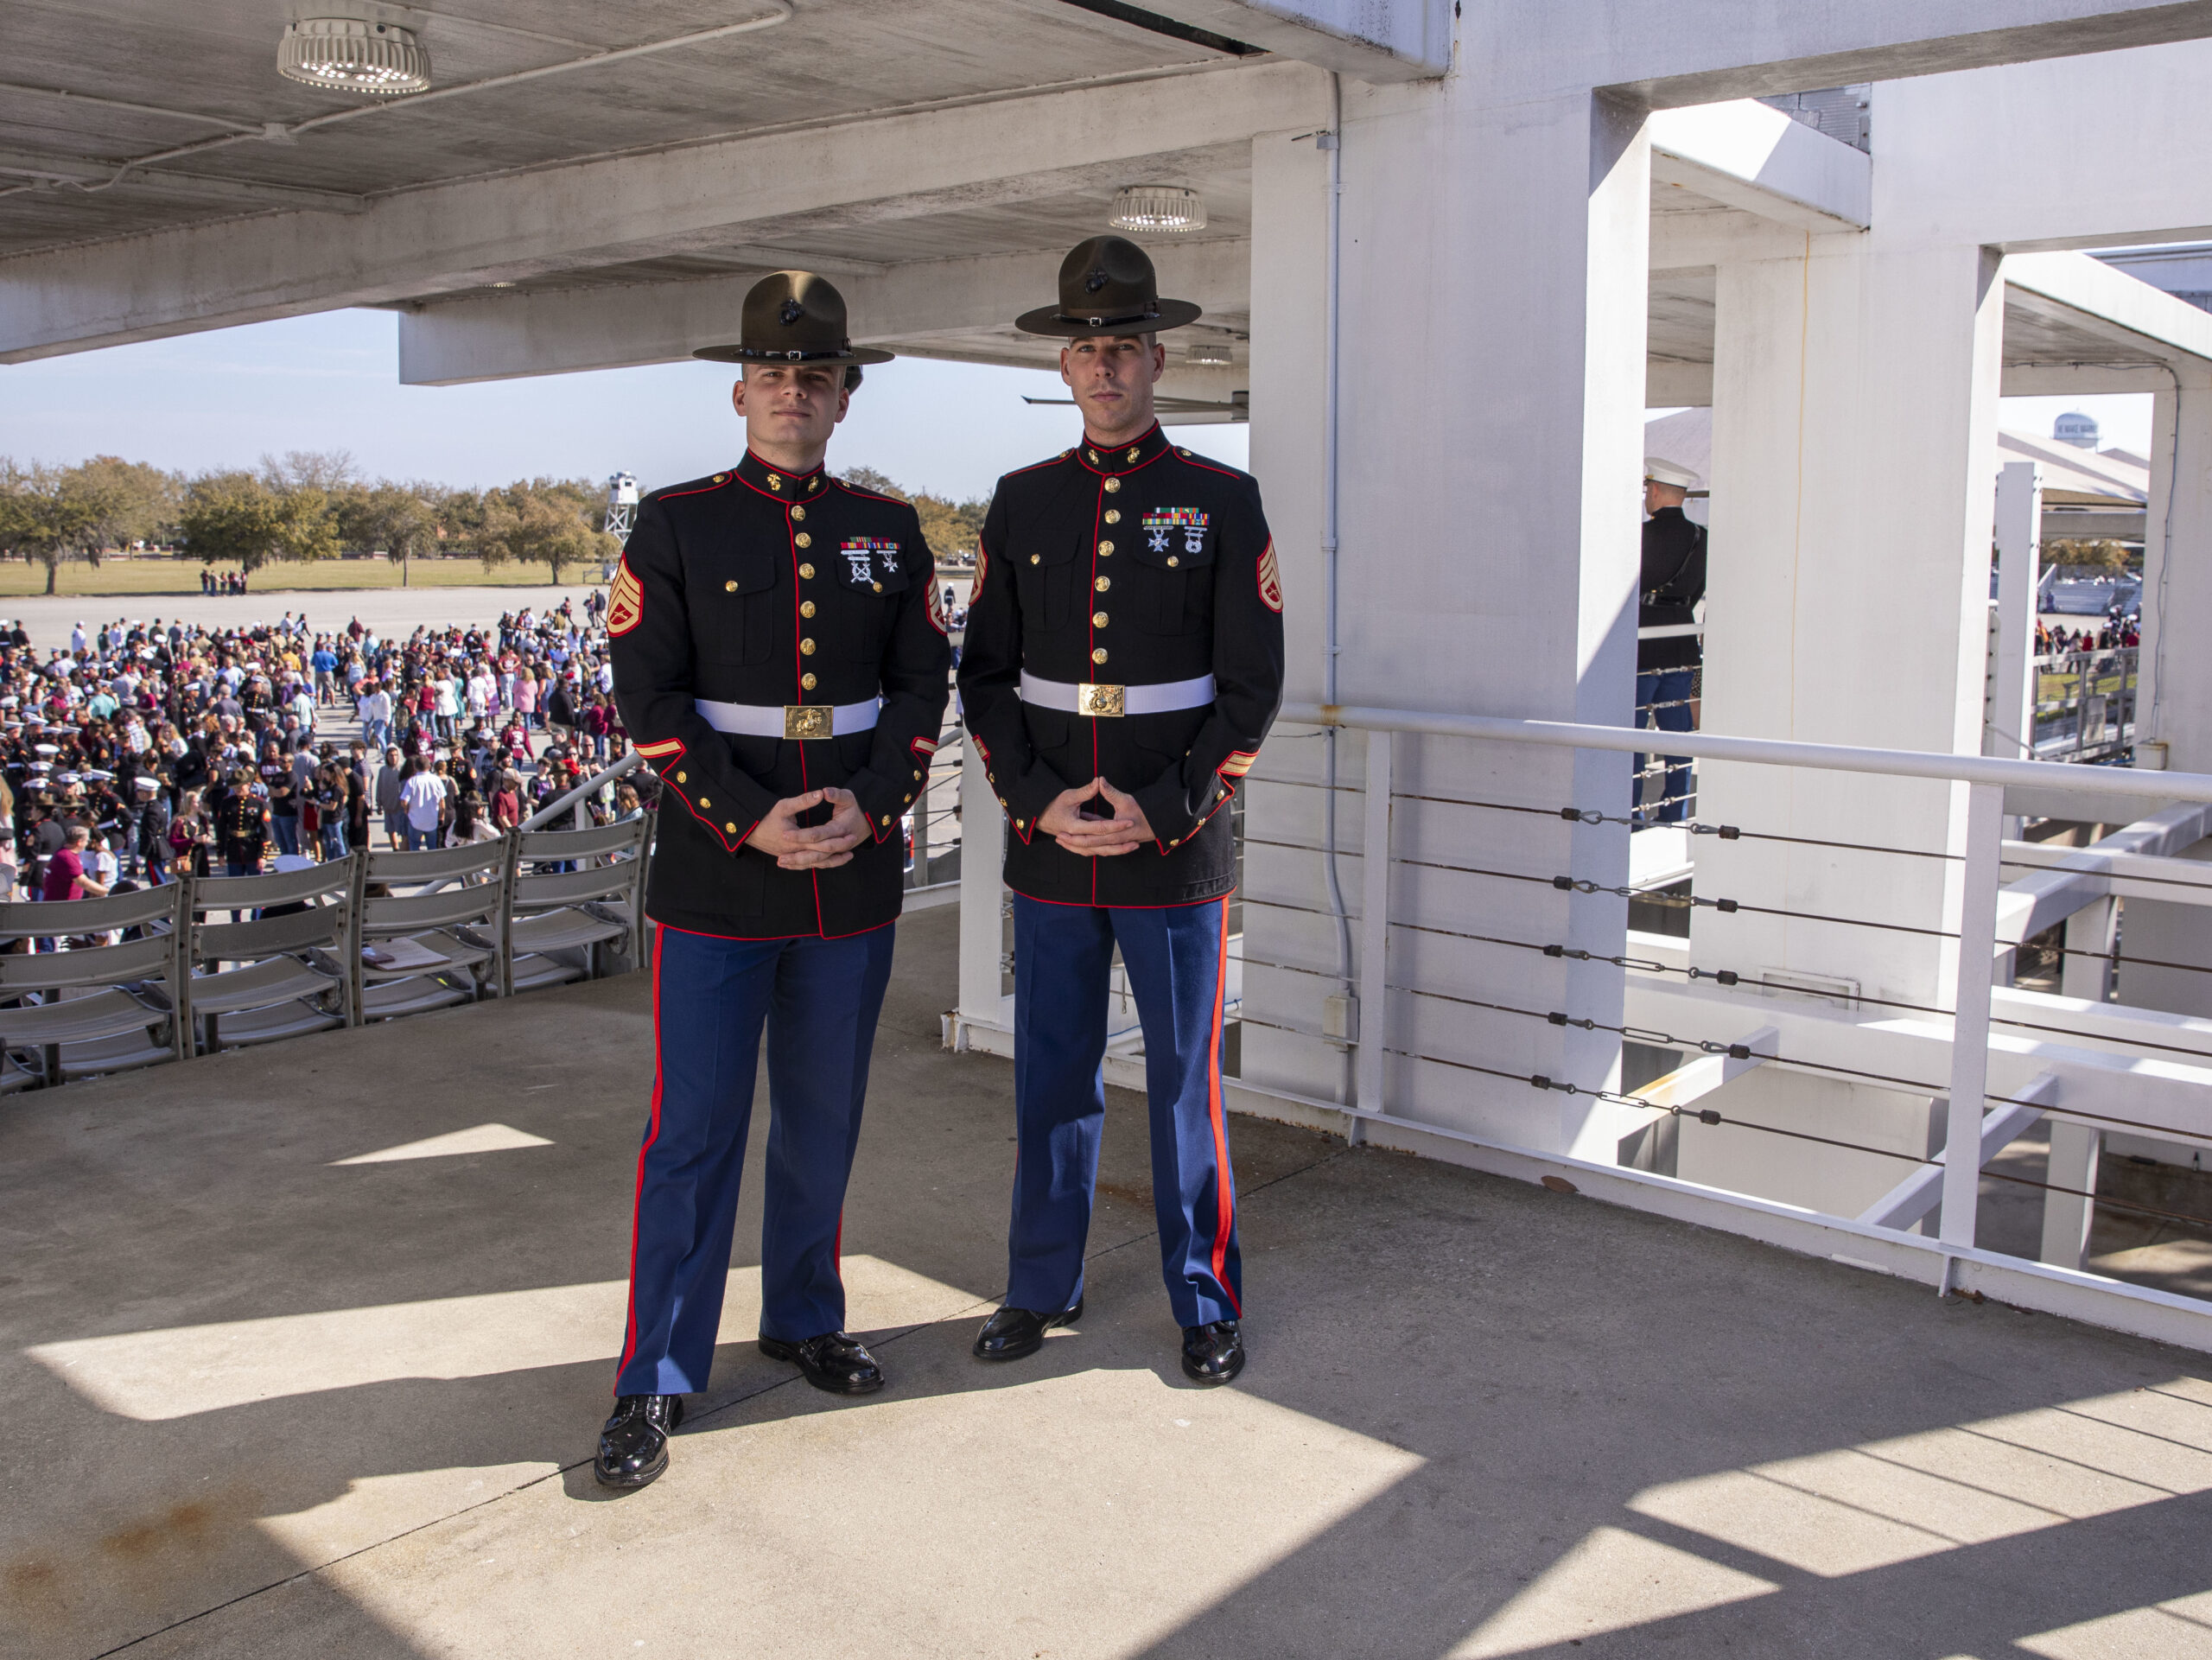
783, 704, 832, 740
1076, 682, 1125, 717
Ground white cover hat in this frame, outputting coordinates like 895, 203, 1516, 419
1643, 455, 1700, 490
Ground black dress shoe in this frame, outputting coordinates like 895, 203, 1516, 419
1181, 1320, 1244, 1384
758, 1330, 887, 1394
594, 1393, 685, 1489
971, 1297, 1084, 1362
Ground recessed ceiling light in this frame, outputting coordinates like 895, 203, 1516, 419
1185, 340, 1232, 366
1109, 184, 1206, 236
277, 18, 432, 96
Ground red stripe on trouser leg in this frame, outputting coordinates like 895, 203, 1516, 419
835, 1212, 842, 1282
1205, 898, 1240, 1316
613, 925, 668, 1392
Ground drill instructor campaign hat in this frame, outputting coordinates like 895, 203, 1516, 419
1015, 235, 1204, 337
690, 271, 894, 366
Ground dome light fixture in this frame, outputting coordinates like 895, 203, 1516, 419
1185, 340, 1232, 366
277, 18, 432, 96
1109, 184, 1206, 236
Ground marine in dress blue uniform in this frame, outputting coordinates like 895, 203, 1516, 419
957, 239, 1285, 1384
1635, 455, 1707, 824
594, 273, 951, 1490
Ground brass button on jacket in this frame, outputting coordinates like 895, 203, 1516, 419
608, 448, 951, 938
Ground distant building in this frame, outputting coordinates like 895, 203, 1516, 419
2054, 411, 2100, 448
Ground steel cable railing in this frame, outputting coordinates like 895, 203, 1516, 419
1212, 703, 2212, 1292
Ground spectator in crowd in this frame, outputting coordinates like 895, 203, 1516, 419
43, 824, 106, 902
168, 789, 213, 881
399, 756, 446, 853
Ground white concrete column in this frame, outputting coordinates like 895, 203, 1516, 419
956, 741, 1007, 1034
1237, 80, 1649, 1159
2039, 1119, 2102, 1271
2139, 369, 2212, 771
2107, 367, 2212, 1018
1695, 235, 2007, 1013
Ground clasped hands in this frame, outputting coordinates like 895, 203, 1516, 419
747, 786, 869, 868
1036, 778, 1154, 857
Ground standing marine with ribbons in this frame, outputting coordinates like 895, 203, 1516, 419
594, 272, 951, 1490
957, 237, 1285, 1384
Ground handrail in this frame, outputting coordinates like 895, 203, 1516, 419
521, 749, 645, 831
1280, 703, 2212, 805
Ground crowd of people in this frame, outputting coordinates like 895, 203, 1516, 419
1, 588, 647, 905
2037, 615, 2139, 656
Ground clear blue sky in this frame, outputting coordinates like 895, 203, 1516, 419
0, 307, 1250, 502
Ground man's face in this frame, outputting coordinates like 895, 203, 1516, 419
732, 364, 849, 454
1060, 334, 1165, 437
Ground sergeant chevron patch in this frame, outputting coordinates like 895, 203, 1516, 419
1257, 543, 1282, 613
607, 560, 644, 634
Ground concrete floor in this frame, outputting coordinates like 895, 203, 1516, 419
4, 908, 2212, 1659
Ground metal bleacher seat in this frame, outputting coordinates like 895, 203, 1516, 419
184, 857, 359, 1053
504, 817, 649, 995
0, 883, 191, 1090
352, 839, 508, 1021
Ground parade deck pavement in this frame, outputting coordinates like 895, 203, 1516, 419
3, 906, 2210, 1660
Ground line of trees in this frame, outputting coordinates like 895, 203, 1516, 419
843, 467, 988, 565
0, 449, 620, 592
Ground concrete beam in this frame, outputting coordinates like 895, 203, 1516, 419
2005, 250, 2212, 365
1646, 359, 1713, 407
1649, 209, 1854, 275
397, 239, 1252, 384
0, 60, 1323, 363
0, 149, 367, 214
2002, 365, 2186, 395
1131, 0, 1453, 81
1649, 101, 1871, 231
1522, 0, 2212, 108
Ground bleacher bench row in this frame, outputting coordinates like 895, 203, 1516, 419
0, 813, 655, 1091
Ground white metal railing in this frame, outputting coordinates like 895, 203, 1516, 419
1060, 699, 2212, 1352
1248, 702, 2212, 1341
2030, 646, 2139, 762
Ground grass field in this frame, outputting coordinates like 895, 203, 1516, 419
0, 557, 607, 598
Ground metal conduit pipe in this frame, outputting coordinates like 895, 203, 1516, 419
44, 4, 795, 199
1317, 70, 1357, 1111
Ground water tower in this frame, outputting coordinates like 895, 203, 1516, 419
603, 472, 639, 538
2053, 411, 2100, 449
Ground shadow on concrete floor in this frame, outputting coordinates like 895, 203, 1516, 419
3, 905, 2209, 1658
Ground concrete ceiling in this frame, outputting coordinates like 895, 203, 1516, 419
0, 0, 1235, 259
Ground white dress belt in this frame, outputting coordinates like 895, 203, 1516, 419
695, 696, 880, 738
1019, 671, 1215, 716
